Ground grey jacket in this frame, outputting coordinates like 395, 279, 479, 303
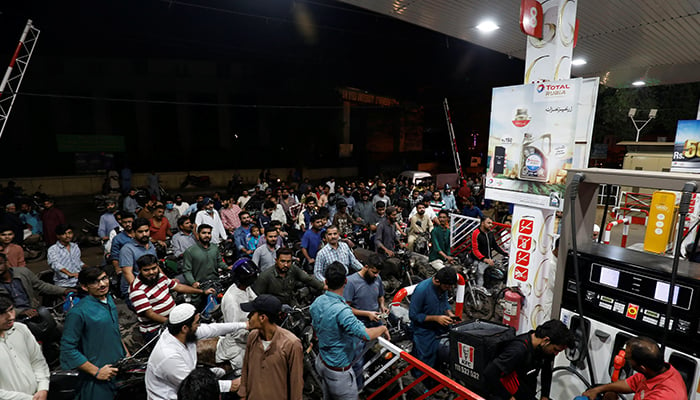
0, 267, 66, 308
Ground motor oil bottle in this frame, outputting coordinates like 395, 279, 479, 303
519, 133, 551, 182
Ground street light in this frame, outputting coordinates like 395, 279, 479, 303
628, 108, 658, 141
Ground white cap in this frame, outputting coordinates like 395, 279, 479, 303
593, 224, 600, 233
169, 303, 196, 324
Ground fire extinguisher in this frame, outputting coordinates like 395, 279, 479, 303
502, 288, 523, 330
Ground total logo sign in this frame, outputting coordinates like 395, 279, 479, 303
535, 83, 571, 98
514, 217, 535, 282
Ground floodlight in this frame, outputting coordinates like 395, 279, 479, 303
649, 109, 658, 118
628, 108, 637, 118
476, 21, 499, 32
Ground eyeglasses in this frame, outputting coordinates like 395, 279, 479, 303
88, 276, 110, 286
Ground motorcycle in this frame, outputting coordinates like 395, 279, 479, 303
280, 304, 323, 398
483, 256, 508, 293
75, 218, 102, 248
23, 233, 47, 262
180, 173, 211, 189
220, 240, 238, 266
48, 325, 155, 400
412, 231, 431, 256
380, 250, 430, 297
456, 259, 493, 321
345, 226, 370, 249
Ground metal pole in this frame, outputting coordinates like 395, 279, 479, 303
0, 20, 33, 97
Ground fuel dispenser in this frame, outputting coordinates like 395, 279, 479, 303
550, 169, 700, 400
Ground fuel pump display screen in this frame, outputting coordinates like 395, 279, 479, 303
590, 263, 693, 310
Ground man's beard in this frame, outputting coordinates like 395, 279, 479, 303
141, 274, 159, 286
200, 237, 211, 246
185, 329, 198, 343
137, 236, 150, 245
363, 273, 377, 284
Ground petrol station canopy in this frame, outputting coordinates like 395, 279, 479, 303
339, 0, 700, 88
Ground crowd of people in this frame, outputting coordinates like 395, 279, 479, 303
0, 174, 688, 400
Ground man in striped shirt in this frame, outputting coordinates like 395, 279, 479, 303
129, 254, 215, 342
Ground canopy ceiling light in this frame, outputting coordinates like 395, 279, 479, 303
476, 20, 499, 33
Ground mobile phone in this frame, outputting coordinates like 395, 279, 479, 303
493, 146, 506, 175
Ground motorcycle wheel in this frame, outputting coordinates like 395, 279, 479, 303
25, 247, 47, 262
492, 287, 508, 322
401, 274, 423, 288
303, 353, 323, 398
464, 290, 493, 321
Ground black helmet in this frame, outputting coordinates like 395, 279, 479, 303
231, 258, 260, 288
484, 266, 505, 284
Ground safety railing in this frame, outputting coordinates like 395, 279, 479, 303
619, 191, 653, 210
450, 214, 480, 256
365, 337, 484, 400
610, 206, 648, 226
449, 213, 511, 256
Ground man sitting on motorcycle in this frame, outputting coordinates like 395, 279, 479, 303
182, 224, 230, 290
332, 199, 354, 241
0, 224, 25, 267
19, 201, 43, 237
374, 206, 403, 257
471, 216, 508, 287
171, 216, 196, 258
47, 224, 86, 288
216, 258, 260, 376
0, 252, 70, 324
428, 210, 454, 272
407, 203, 433, 252
254, 247, 323, 307
129, 254, 215, 343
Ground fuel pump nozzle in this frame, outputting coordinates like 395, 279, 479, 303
611, 350, 626, 381
566, 173, 598, 386
662, 181, 697, 352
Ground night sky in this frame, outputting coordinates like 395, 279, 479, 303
0, 0, 525, 177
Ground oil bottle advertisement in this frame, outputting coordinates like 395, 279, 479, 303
485, 78, 581, 209
508, 205, 557, 333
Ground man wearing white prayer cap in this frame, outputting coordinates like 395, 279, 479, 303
145, 303, 248, 400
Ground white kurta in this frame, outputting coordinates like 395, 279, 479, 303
215, 285, 257, 369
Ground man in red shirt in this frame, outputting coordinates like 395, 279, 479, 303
41, 198, 65, 246
129, 254, 214, 342
582, 336, 687, 400
0, 225, 25, 267
149, 204, 172, 246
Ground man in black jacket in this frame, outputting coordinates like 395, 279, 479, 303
471, 217, 508, 287
483, 319, 575, 400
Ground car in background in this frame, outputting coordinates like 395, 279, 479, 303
398, 170, 432, 187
